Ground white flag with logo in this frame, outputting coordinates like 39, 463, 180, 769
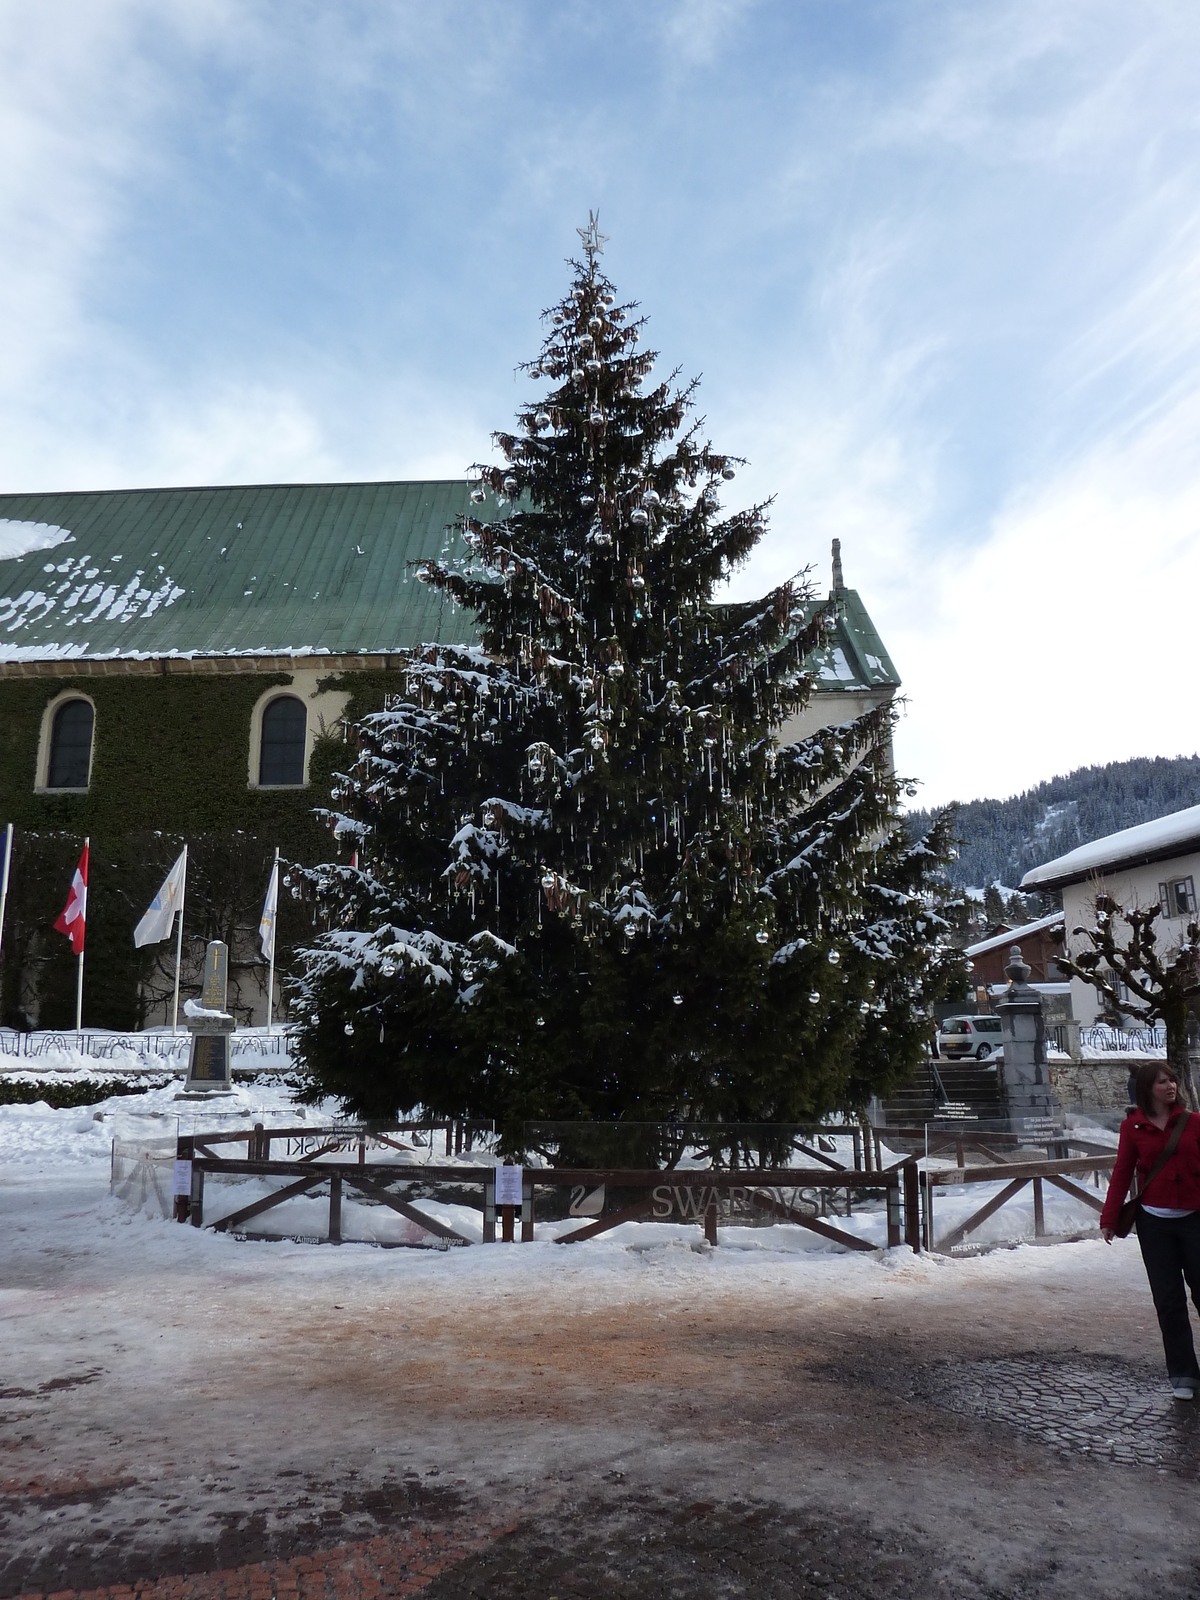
259, 858, 279, 962
133, 850, 187, 947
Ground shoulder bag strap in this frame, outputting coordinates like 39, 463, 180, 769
1133, 1111, 1190, 1201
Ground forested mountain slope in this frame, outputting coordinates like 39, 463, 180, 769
908, 755, 1200, 890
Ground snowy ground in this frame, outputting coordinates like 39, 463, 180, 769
3, 1070, 1200, 1598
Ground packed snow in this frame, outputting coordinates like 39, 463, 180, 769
2, 1045, 1115, 1262
0, 517, 73, 561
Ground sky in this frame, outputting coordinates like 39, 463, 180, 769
3, 0, 1200, 809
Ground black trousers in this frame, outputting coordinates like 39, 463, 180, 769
1135, 1208, 1200, 1381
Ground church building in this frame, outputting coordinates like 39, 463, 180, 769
0, 481, 899, 1030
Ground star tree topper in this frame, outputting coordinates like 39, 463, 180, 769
576, 210, 609, 265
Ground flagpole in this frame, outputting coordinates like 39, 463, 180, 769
171, 845, 188, 1037
75, 835, 89, 1044
0, 822, 12, 971
267, 847, 278, 1036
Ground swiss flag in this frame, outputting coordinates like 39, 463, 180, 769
54, 843, 89, 955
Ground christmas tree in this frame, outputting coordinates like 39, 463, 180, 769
290, 218, 961, 1143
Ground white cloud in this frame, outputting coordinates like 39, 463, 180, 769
4, 0, 1200, 818
892, 392, 1200, 808
661, 0, 758, 69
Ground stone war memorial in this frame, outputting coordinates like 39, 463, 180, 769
179, 940, 235, 1097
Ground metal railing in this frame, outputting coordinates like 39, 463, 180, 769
1079, 1024, 1165, 1053
0, 1028, 297, 1062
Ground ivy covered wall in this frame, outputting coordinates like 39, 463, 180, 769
0, 669, 390, 1029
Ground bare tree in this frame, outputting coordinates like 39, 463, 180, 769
1057, 890, 1200, 1109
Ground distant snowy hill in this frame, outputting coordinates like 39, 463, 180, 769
908, 755, 1200, 890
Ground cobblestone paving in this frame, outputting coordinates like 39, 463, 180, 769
4, 1497, 1002, 1600
916, 1354, 1200, 1471
5, 1522, 510, 1600
419, 1492, 1000, 1600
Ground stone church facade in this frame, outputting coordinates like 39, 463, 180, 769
0, 482, 899, 1030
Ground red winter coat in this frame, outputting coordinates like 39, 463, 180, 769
1100, 1109, 1200, 1230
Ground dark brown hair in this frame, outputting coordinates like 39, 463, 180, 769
1135, 1060, 1178, 1116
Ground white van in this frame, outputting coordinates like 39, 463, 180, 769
938, 1015, 1004, 1061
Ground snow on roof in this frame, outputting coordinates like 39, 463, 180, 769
1020, 804, 1200, 891
0, 483, 903, 688
0, 518, 72, 562
0, 481, 489, 662
965, 910, 1065, 957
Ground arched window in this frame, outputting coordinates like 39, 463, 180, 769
258, 695, 307, 786
47, 699, 94, 790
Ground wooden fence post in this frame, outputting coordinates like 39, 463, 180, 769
1033, 1175, 1045, 1238
501, 1204, 515, 1243
704, 1198, 718, 1245
903, 1159, 921, 1253
521, 1175, 534, 1242
483, 1172, 496, 1243
886, 1177, 901, 1247
190, 1165, 204, 1228
329, 1172, 342, 1244
174, 1135, 194, 1224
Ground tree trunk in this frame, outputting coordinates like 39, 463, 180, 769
1164, 1001, 1198, 1111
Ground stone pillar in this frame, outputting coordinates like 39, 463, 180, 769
177, 940, 236, 1098
997, 945, 1059, 1131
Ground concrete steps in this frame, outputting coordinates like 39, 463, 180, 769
881, 1060, 1006, 1126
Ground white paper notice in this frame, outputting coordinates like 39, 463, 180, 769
494, 1164, 523, 1206
172, 1159, 193, 1197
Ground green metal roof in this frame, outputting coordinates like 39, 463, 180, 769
0, 480, 899, 692
0, 480, 484, 662
809, 586, 901, 692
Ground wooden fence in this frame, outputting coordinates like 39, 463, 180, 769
172, 1122, 921, 1253
166, 1120, 1121, 1257
921, 1142, 1117, 1254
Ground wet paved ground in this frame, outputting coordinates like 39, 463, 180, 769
419, 1492, 1001, 1600
4, 1499, 1000, 1600
10, 1351, 1200, 1600
8, 1201, 1200, 1600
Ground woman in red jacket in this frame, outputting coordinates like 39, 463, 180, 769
1101, 1061, 1200, 1399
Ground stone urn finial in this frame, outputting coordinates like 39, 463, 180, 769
1004, 944, 1030, 985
